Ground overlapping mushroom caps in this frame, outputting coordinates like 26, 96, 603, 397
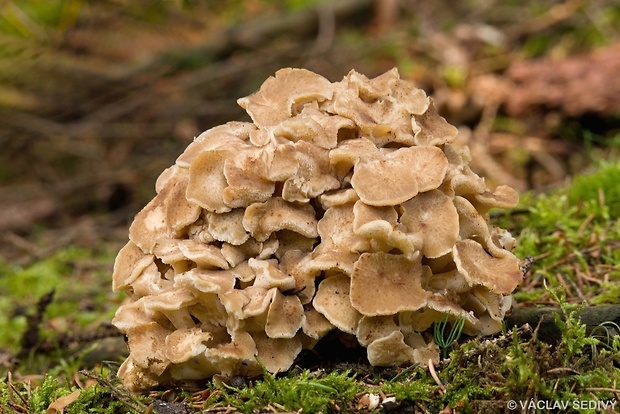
112, 67, 523, 392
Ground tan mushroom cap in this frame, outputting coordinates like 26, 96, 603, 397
271, 108, 346, 150
317, 204, 369, 254
366, 331, 414, 366
347, 67, 397, 99
453, 196, 491, 243
426, 292, 480, 327
304, 248, 359, 278
489, 227, 517, 252
399, 190, 459, 258
176, 123, 254, 167
313, 274, 362, 334
177, 239, 229, 269
412, 341, 440, 366
154, 165, 179, 194
264, 141, 297, 181
398, 308, 439, 333
450, 167, 488, 197
248, 258, 296, 291
185, 298, 228, 329
129, 168, 201, 253
356, 315, 399, 347
350, 252, 427, 316
275, 141, 341, 203
237, 286, 278, 319
203, 330, 258, 376
143, 288, 199, 330
453, 239, 522, 295
207, 209, 249, 246
253, 331, 302, 373
111, 298, 153, 331
243, 197, 318, 242
330, 71, 417, 144
116, 357, 162, 393
221, 236, 279, 268
275, 230, 316, 261
297, 107, 356, 150
265, 291, 304, 339
279, 250, 317, 304
318, 188, 359, 209
426, 268, 471, 294
472, 285, 513, 321
413, 99, 458, 146
151, 238, 184, 267
165, 327, 213, 364
351, 146, 448, 207
238, 68, 334, 127
304, 204, 370, 275
390, 78, 430, 116
126, 322, 172, 375
329, 137, 379, 172
187, 217, 215, 244
187, 149, 233, 214
143, 288, 198, 313
112, 241, 155, 293
174, 268, 236, 294
222, 149, 275, 208
128, 261, 173, 298
352, 201, 398, 240
474, 185, 519, 213
477, 313, 503, 336
350, 154, 417, 207
301, 308, 334, 340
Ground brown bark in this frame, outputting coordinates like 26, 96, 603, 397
506, 304, 620, 343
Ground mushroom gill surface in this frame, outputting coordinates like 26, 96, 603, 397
112, 67, 523, 392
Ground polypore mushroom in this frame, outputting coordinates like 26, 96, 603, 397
112, 67, 523, 392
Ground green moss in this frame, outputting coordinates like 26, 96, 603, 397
568, 161, 620, 220
0, 247, 120, 351
25, 375, 74, 413
219, 369, 362, 413
591, 282, 620, 305
68, 384, 138, 414
492, 160, 620, 304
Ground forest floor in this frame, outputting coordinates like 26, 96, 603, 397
1, 1, 620, 412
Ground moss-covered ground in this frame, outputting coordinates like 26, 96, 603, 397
1, 159, 619, 413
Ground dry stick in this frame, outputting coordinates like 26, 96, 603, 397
505, 304, 620, 344
36, 322, 124, 355
505, 0, 586, 41
8, 289, 124, 369
10, 289, 56, 371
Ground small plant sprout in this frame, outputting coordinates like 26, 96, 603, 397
433, 315, 465, 359
590, 321, 620, 350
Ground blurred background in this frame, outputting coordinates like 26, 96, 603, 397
1, 0, 619, 263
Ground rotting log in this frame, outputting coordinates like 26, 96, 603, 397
505, 304, 620, 344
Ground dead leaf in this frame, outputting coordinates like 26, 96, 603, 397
46, 390, 81, 414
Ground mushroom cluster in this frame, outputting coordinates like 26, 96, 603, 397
112, 68, 522, 392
